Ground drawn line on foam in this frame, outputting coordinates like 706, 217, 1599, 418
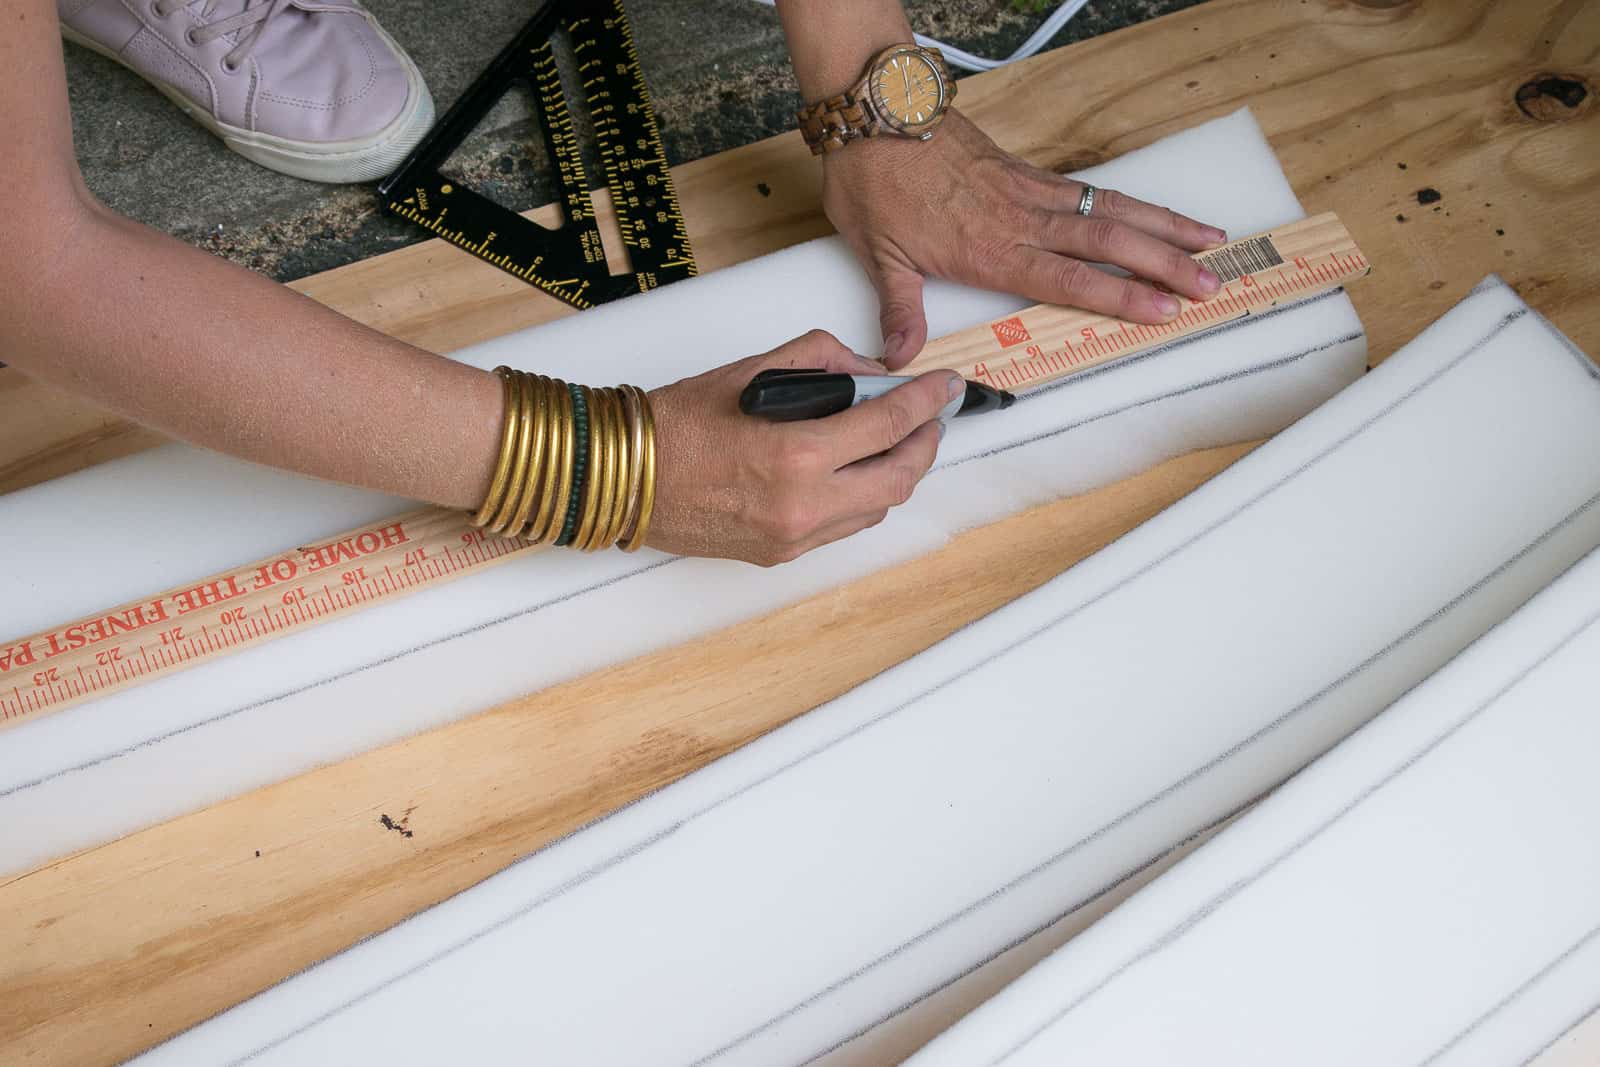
219, 302, 1576, 1065
996, 603, 1600, 1065
2, 305, 1352, 802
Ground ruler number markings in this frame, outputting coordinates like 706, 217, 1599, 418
377, 0, 694, 307
962, 215, 1369, 393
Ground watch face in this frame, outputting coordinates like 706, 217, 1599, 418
870, 48, 946, 133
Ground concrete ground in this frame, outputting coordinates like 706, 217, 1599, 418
62, 0, 1204, 283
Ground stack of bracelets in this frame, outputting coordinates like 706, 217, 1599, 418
469, 366, 657, 552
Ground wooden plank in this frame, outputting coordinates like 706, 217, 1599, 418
2, 1, 1598, 1062
1, 0, 1595, 494
0, 442, 1248, 1067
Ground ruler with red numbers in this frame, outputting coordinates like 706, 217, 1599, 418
0, 213, 1368, 729
906, 211, 1369, 388
0, 509, 538, 724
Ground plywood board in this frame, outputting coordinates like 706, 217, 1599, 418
1, 0, 1595, 493
0, 443, 1246, 1067
1, 0, 1597, 1061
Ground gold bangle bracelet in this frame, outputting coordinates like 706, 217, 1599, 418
601, 386, 630, 550
471, 369, 519, 527
599, 388, 632, 550
587, 388, 623, 551
527, 376, 564, 543
487, 370, 536, 534
469, 372, 649, 549
618, 385, 646, 543
573, 385, 606, 551
485, 370, 527, 532
611, 386, 636, 549
505, 371, 548, 538
598, 385, 627, 550
623, 386, 657, 553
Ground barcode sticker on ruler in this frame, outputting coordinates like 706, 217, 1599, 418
1195, 235, 1285, 283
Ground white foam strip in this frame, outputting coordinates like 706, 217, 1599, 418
129, 283, 1600, 1066
912, 549, 1600, 1067
0, 110, 1366, 875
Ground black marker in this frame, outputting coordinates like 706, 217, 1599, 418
739, 368, 1015, 423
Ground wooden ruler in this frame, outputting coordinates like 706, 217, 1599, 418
905, 212, 1368, 386
0, 213, 1367, 728
0, 509, 543, 725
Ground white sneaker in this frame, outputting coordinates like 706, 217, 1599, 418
59, 0, 435, 183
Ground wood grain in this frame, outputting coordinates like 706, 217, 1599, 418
0, 443, 1248, 1067
2, 1, 1598, 1061
1, 0, 1595, 494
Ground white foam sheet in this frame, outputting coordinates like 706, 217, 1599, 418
913, 549, 1600, 1067
128, 283, 1600, 1066
0, 109, 1367, 874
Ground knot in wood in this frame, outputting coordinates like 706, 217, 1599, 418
1515, 74, 1591, 123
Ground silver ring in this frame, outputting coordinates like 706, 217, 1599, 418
1076, 183, 1097, 217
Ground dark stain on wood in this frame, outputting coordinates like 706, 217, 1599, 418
1516, 75, 1589, 122
379, 811, 415, 839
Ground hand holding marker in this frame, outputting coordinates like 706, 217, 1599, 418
739, 368, 1015, 424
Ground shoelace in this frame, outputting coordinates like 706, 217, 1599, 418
152, 0, 293, 72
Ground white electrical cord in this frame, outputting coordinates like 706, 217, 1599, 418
749, 0, 1092, 72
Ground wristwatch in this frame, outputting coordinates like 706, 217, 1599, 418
796, 44, 957, 155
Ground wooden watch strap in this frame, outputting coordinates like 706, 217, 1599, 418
795, 47, 957, 156
797, 91, 875, 156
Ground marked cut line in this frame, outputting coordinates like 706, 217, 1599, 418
0, 215, 1369, 727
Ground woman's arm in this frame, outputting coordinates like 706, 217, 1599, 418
1, 0, 955, 566
774, 0, 1229, 368
1, 0, 502, 509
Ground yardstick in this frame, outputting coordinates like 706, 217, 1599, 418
0, 214, 1368, 728
904, 212, 1368, 387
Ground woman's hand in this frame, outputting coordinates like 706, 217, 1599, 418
646, 330, 959, 565
823, 109, 1230, 368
